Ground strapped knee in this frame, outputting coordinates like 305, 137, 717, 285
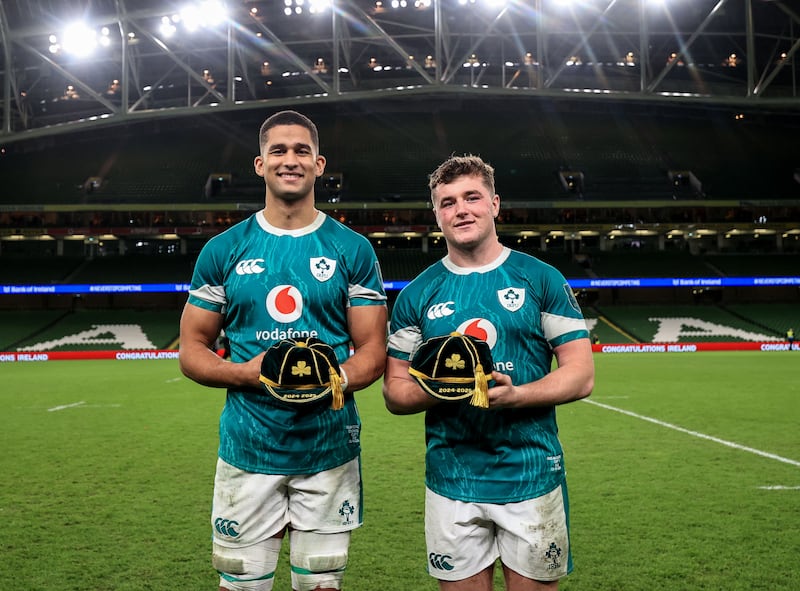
213, 538, 281, 591
289, 530, 350, 591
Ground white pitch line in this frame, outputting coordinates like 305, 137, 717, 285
582, 399, 800, 468
758, 486, 800, 490
48, 401, 86, 412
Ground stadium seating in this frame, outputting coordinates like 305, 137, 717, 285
704, 253, 800, 277
8, 308, 181, 351
0, 310, 72, 350
3, 101, 798, 206
0, 256, 86, 283
722, 303, 798, 338
593, 304, 786, 343
587, 251, 717, 278
66, 255, 195, 284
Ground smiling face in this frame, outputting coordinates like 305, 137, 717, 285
432, 173, 500, 254
254, 123, 326, 204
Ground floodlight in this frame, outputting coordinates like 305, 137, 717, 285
179, 8, 201, 31
160, 17, 177, 37
309, 0, 331, 13
62, 23, 98, 57
199, 0, 228, 25
179, 1, 227, 31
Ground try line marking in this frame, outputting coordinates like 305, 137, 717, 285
582, 399, 800, 468
48, 401, 86, 412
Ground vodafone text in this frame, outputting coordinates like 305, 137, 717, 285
255, 328, 319, 341
493, 360, 514, 372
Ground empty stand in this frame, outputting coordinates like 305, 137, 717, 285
588, 251, 718, 278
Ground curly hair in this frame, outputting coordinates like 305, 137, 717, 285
428, 154, 495, 199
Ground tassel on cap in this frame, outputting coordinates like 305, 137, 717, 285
470, 364, 489, 408
329, 366, 344, 410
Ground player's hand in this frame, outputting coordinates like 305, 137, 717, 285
486, 371, 520, 408
245, 351, 266, 389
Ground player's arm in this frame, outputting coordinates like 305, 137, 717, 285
178, 303, 263, 389
382, 355, 440, 415
341, 303, 388, 392
488, 337, 594, 409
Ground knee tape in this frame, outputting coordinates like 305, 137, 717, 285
213, 538, 281, 591
289, 530, 350, 591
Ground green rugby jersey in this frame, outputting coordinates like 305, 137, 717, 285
188, 211, 386, 475
387, 247, 588, 503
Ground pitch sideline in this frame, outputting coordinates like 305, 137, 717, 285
582, 399, 800, 468
47, 401, 86, 412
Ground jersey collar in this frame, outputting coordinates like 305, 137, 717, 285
442, 246, 511, 274
256, 209, 326, 236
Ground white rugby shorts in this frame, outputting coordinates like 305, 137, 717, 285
424, 484, 571, 582
211, 457, 362, 547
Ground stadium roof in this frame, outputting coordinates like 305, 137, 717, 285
1, 0, 799, 143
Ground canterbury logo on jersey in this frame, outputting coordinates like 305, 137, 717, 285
429, 552, 455, 571
235, 258, 265, 275
426, 301, 455, 319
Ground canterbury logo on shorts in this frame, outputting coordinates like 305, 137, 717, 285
214, 518, 241, 537
429, 552, 455, 571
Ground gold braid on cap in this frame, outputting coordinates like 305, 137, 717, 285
459, 335, 489, 408
329, 366, 344, 410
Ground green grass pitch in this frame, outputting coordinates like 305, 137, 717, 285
2, 352, 798, 590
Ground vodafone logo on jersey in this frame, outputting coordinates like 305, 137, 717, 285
266, 285, 303, 323
456, 318, 497, 349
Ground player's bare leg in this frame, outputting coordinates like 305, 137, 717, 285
439, 564, 494, 591
502, 564, 558, 591
438, 564, 558, 591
